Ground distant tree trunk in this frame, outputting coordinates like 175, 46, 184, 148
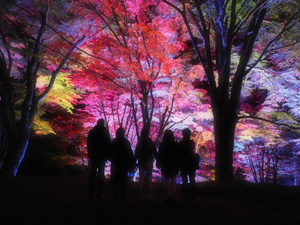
272, 155, 279, 184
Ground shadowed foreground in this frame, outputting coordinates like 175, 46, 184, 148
1, 177, 300, 225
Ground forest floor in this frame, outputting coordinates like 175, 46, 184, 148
1, 176, 300, 225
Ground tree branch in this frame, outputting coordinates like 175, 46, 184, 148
246, 10, 300, 73
162, 0, 183, 14
88, 0, 124, 47
0, 29, 12, 73
234, 0, 269, 35
36, 35, 86, 103
46, 24, 116, 68
265, 39, 300, 54
193, 0, 207, 32
237, 115, 300, 130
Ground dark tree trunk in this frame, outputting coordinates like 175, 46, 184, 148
0, 107, 8, 170
0, 128, 30, 176
213, 106, 236, 182
0, 32, 86, 176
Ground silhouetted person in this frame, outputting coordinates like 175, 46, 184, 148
135, 127, 157, 200
87, 119, 111, 199
179, 128, 196, 201
158, 130, 179, 201
110, 127, 134, 200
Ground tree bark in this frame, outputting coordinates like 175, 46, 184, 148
213, 106, 236, 182
0, 127, 30, 176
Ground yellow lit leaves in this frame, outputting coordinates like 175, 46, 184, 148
37, 72, 81, 113
236, 121, 282, 147
33, 112, 55, 135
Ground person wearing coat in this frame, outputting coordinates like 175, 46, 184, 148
178, 128, 196, 201
87, 119, 111, 199
158, 130, 179, 201
110, 127, 134, 200
135, 127, 157, 200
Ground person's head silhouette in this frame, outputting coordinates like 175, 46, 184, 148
163, 129, 174, 142
182, 128, 191, 140
141, 128, 149, 138
97, 119, 105, 127
116, 127, 125, 138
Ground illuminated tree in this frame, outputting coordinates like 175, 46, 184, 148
0, 0, 86, 175
72, 0, 189, 143
162, 0, 300, 182
1, 0, 299, 181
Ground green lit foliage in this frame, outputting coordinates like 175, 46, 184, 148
32, 111, 55, 135
37, 72, 81, 114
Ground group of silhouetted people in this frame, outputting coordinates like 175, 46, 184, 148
87, 119, 200, 202
157, 128, 199, 201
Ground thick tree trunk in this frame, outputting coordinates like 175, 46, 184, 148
0, 90, 17, 174
0, 111, 7, 169
213, 108, 236, 183
0, 126, 30, 176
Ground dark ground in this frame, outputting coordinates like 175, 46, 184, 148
0, 177, 300, 225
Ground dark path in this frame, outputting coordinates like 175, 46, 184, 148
1, 177, 300, 225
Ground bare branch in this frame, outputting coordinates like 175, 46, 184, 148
193, 0, 208, 32
188, 8, 204, 37
165, 116, 188, 131
265, 40, 300, 54
234, 0, 269, 35
237, 115, 300, 130
0, 29, 12, 73
246, 11, 300, 73
88, 0, 124, 47
46, 24, 115, 68
162, 0, 183, 14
